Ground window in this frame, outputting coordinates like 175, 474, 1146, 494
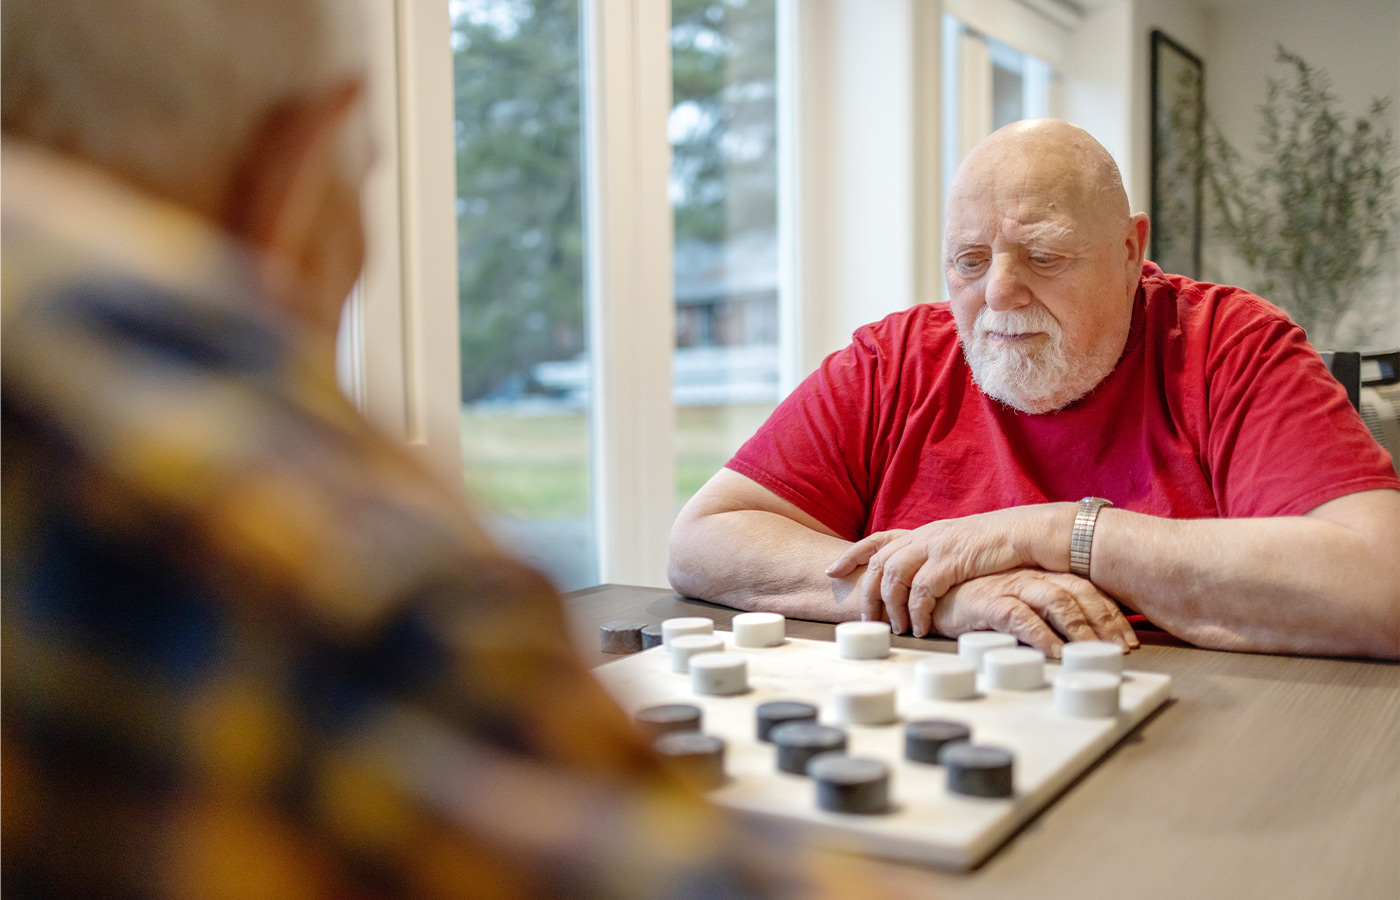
989, 35, 1052, 130
339, 0, 461, 490
448, 0, 788, 588
670, 0, 782, 512
452, 0, 598, 591
941, 10, 1061, 298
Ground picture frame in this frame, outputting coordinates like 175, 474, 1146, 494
1149, 29, 1205, 279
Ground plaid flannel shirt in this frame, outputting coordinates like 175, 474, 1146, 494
2, 145, 864, 900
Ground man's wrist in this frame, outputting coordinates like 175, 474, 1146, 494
1020, 502, 1080, 572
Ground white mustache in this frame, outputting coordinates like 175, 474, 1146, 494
973, 306, 1061, 339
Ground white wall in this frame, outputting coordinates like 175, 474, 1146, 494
1202, 0, 1400, 350
1066, 0, 1398, 351
1063, 3, 1136, 207
1064, 0, 1210, 215
793, 0, 938, 370
1130, 0, 1210, 217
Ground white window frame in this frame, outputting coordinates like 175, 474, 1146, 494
340, 0, 462, 489
943, 0, 1077, 68
581, 0, 676, 586
583, 0, 949, 583
940, 0, 1071, 183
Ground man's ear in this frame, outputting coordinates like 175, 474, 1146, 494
1126, 211, 1150, 274
221, 80, 365, 269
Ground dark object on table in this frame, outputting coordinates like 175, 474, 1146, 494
654, 731, 727, 790
808, 754, 891, 815
635, 703, 703, 737
756, 700, 819, 742
600, 618, 649, 654
905, 720, 972, 764
772, 722, 847, 775
942, 744, 1015, 798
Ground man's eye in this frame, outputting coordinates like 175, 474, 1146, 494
1030, 254, 1059, 267
955, 258, 987, 276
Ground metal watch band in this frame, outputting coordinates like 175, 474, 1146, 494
1069, 497, 1113, 578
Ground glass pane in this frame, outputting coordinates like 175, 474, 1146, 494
670, 0, 782, 511
453, 0, 597, 591
989, 37, 1026, 130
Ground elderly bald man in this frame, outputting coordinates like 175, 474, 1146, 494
669, 119, 1400, 661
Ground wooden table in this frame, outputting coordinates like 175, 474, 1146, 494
565, 584, 1400, 900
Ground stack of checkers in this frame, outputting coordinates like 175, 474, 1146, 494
602, 616, 1130, 816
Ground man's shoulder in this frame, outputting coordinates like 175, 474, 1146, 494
2, 146, 291, 383
1140, 263, 1299, 348
852, 301, 961, 355
2, 143, 257, 319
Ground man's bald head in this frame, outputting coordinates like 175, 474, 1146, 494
942, 119, 1149, 414
947, 119, 1131, 248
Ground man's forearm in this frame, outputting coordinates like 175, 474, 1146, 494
832, 490, 1400, 659
668, 508, 863, 622
1090, 494, 1400, 658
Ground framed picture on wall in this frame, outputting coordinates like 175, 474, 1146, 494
1149, 29, 1204, 279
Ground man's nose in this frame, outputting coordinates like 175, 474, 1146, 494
984, 256, 1032, 312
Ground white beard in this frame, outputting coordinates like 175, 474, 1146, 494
959, 305, 1119, 414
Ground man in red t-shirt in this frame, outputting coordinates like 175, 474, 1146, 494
668, 119, 1400, 661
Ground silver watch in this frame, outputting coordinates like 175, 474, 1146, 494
1069, 497, 1113, 578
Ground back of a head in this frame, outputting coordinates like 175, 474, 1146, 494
2, 0, 366, 214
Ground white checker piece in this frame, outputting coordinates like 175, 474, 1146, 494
594, 633, 1171, 870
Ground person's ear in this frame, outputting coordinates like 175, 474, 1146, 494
221, 80, 365, 280
1125, 212, 1150, 276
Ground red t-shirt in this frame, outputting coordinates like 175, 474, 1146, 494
728, 263, 1400, 541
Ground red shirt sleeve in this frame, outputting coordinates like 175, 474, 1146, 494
727, 329, 885, 541
1199, 289, 1400, 517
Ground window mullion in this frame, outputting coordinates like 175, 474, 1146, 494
343, 0, 462, 489
582, 0, 676, 587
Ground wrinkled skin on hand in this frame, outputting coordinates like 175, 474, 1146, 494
826, 511, 1138, 657
920, 568, 1137, 657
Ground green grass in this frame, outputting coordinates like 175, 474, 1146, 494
460, 403, 776, 518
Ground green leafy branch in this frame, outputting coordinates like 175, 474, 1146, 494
1203, 46, 1398, 347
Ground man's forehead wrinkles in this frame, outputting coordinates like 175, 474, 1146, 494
1004, 217, 1077, 246
944, 215, 1079, 253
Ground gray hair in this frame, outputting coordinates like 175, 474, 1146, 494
2, 0, 367, 208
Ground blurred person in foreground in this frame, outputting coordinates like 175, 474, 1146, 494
0, 2, 886, 897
